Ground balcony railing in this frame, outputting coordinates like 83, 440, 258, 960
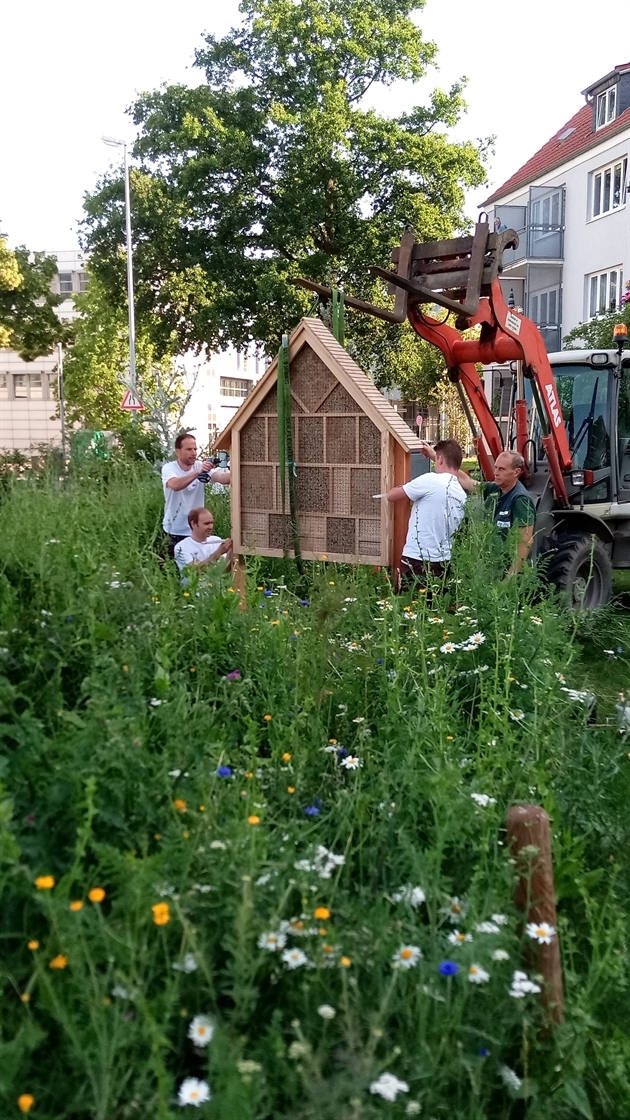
496, 184, 565, 264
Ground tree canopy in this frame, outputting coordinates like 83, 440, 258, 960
0, 239, 70, 359
81, 0, 489, 396
563, 295, 630, 351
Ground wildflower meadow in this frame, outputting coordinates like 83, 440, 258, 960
1, 457, 629, 1119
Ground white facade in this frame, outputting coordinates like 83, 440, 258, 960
181, 346, 267, 451
485, 68, 630, 349
0, 250, 87, 453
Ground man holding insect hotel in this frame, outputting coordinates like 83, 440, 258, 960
383, 439, 467, 592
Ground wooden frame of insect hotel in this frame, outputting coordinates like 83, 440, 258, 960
214, 317, 424, 568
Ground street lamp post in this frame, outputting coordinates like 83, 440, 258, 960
57, 341, 67, 463
102, 136, 137, 400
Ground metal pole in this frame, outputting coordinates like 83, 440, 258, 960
123, 143, 137, 402
57, 342, 67, 464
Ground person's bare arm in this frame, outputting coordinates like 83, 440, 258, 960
166, 460, 212, 492
209, 468, 231, 485
505, 525, 534, 578
386, 486, 409, 502
192, 539, 234, 570
418, 441, 478, 492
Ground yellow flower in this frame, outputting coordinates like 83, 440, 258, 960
88, 888, 106, 904
69, 901, 83, 912
321, 554, 328, 560
122, 664, 129, 672
199, 805, 206, 812
329, 581, 335, 585
183, 831, 190, 839
154, 833, 162, 841
282, 752, 292, 761
263, 714, 272, 722
314, 907, 330, 920
183, 591, 190, 597
257, 586, 263, 591
318, 927, 327, 935
189, 666, 196, 673
248, 815, 261, 825
322, 943, 334, 954
340, 956, 352, 968
245, 771, 254, 778
329, 738, 337, 745
446, 735, 454, 741
271, 620, 280, 626
103, 996, 111, 1005
27, 940, 39, 951
18, 1095, 35, 1113
287, 786, 295, 794
227, 587, 235, 593
49, 954, 68, 970
20, 993, 30, 1002
173, 799, 187, 812
152, 902, 170, 926
35, 875, 55, 890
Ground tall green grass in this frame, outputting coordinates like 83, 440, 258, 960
0, 463, 628, 1119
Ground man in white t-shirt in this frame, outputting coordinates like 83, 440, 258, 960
386, 439, 467, 591
162, 432, 231, 556
174, 507, 233, 571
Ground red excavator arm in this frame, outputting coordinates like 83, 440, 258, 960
295, 218, 572, 505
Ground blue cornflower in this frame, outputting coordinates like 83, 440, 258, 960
65, 615, 74, 622
259, 603, 267, 608
304, 805, 320, 817
337, 747, 347, 758
289, 635, 298, 641
300, 600, 309, 607
217, 766, 232, 778
376, 658, 384, 664
264, 590, 273, 597
438, 960, 459, 977
479, 1048, 490, 1058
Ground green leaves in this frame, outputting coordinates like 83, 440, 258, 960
0, 245, 70, 360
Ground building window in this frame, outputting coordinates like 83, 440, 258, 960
589, 268, 623, 317
530, 288, 559, 326
13, 374, 43, 399
596, 85, 617, 129
591, 158, 627, 218
531, 191, 561, 234
220, 376, 252, 398
78, 272, 89, 293
0, 374, 7, 399
59, 272, 73, 294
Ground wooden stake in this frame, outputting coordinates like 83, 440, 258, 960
232, 556, 247, 610
506, 804, 564, 1024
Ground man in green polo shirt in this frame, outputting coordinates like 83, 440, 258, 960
419, 446, 535, 577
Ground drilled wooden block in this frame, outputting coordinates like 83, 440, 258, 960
326, 415, 357, 463
241, 465, 273, 510
242, 512, 269, 549
269, 513, 292, 549
327, 517, 356, 554
359, 415, 381, 464
298, 515, 326, 553
351, 468, 381, 515
295, 466, 330, 513
289, 345, 336, 413
298, 416, 324, 463
359, 517, 381, 556
268, 416, 297, 464
241, 416, 266, 462
333, 468, 351, 514
318, 382, 358, 413
259, 384, 278, 414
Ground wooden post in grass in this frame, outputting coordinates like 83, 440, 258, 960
232, 557, 247, 610
506, 804, 564, 1024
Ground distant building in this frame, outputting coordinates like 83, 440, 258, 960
482, 62, 630, 351
0, 251, 87, 453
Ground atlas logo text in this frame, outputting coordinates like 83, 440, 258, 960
545, 383, 562, 427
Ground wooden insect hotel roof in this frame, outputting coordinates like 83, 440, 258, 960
215, 317, 423, 565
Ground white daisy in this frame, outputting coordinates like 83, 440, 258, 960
492, 948, 510, 961
406, 1104, 422, 1116
428, 617, 444, 624
442, 896, 467, 923
468, 964, 490, 984
317, 1004, 336, 1019
468, 632, 486, 645
188, 1015, 214, 1047
281, 947, 309, 969
209, 839, 227, 850
149, 698, 163, 707
491, 913, 508, 926
440, 642, 459, 654
509, 969, 542, 997
172, 953, 198, 973
509, 709, 525, 722
475, 921, 501, 934
178, 1077, 211, 1106
470, 793, 497, 807
352, 716, 365, 723
392, 944, 422, 969
370, 1072, 409, 1101
525, 921, 556, 944
448, 929, 472, 946
340, 755, 361, 770
391, 885, 426, 908
499, 1066, 522, 1092
258, 930, 287, 951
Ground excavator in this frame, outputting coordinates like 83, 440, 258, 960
295, 218, 630, 608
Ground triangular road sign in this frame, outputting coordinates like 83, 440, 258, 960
120, 389, 145, 411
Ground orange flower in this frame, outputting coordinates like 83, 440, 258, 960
27, 940, 39, 951
88, 887, 106, 903
263, 714, 272, 721
173, 799, 187, 812
340, 956, 352, 968
314, 906, 330, 920
18, 1095, 35, 1113
152, 902, 170, 926
287, 786, 295, 794
69, 901, 83, 912
282, 752, 291, 761
34, 875, 55, 890
248, 815, 261, 825
49, 954, 68, 969
323, 944, 334, 954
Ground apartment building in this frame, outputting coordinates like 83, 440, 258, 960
0, 250, 87, 453
483, 63, 630, 351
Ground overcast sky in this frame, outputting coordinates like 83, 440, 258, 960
0, 0, 627, 252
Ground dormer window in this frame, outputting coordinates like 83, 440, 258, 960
596, 85, 617, 129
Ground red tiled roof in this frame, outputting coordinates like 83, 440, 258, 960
483, 101, 630, 206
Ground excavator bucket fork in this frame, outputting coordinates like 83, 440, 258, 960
294, 218, 572, 505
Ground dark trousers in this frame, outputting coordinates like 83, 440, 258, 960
166, 533, 188, 559
398, 555, 450, 595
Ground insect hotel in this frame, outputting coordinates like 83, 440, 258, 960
214, 317, 424, 568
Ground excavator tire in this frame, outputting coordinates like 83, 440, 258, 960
545, 532, 612, 610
